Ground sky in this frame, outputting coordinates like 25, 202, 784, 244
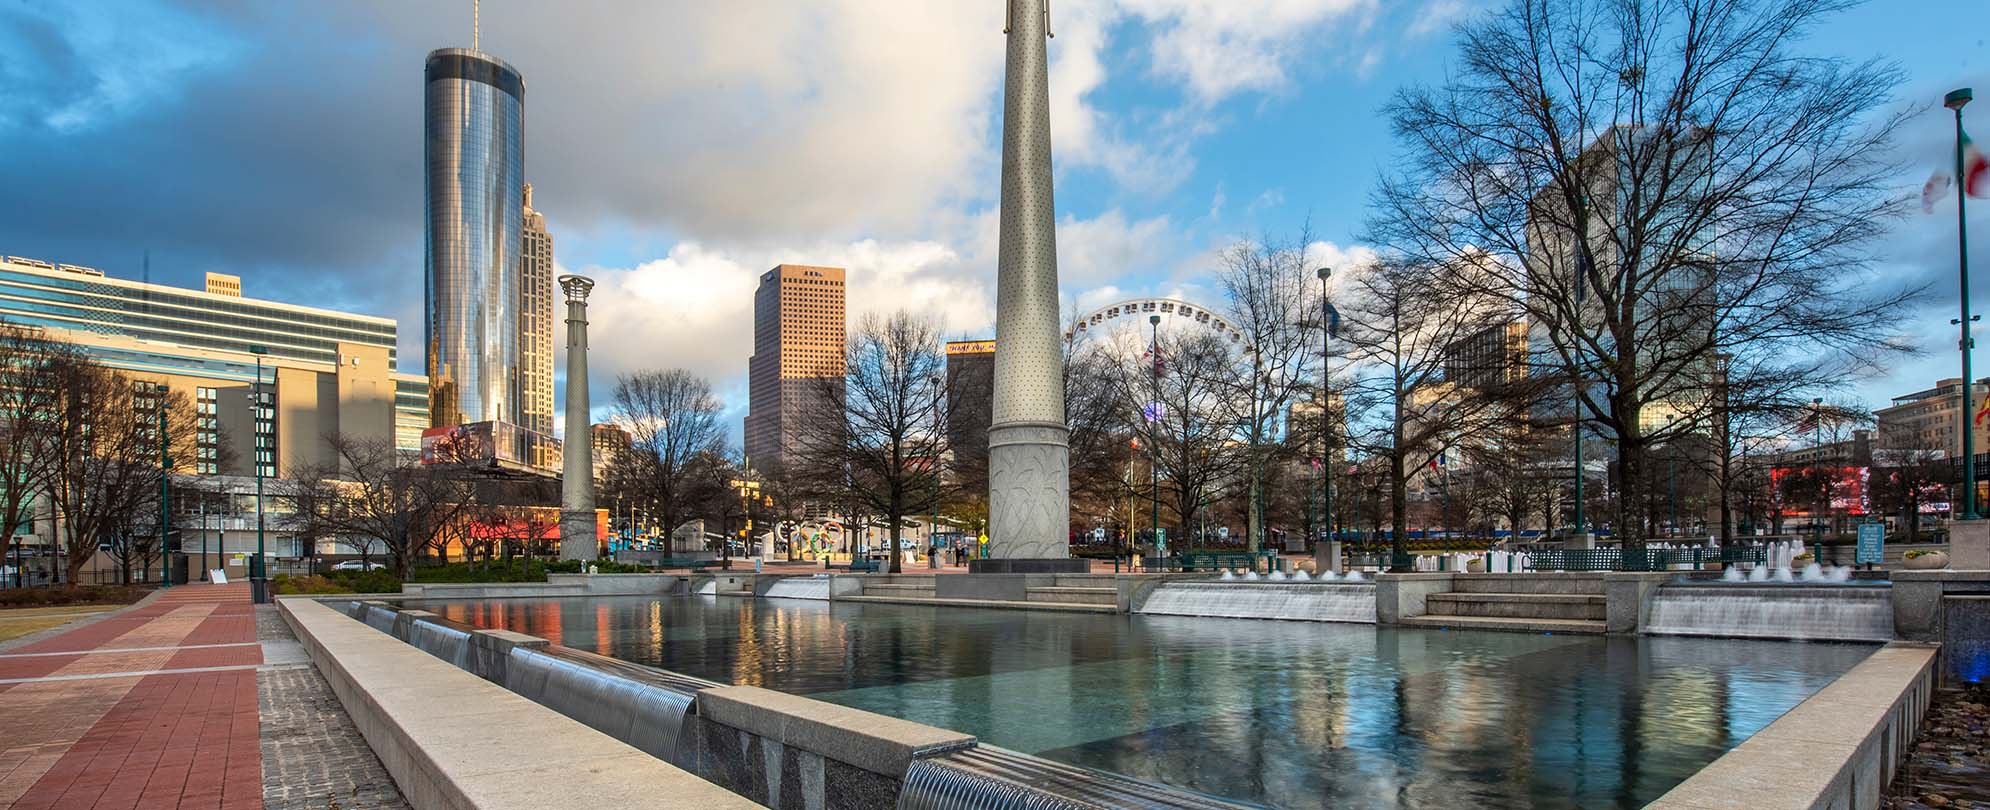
0, 0, 1986, 441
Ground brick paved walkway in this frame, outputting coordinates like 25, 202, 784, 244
0, 584, 262, 810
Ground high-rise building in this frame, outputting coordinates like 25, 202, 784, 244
1443, 320, 1529, 390
519, 183, 555, 439
744, 264, 845, 472
0, 254, 429, 469
424, 46, 526, 433
945, 340, 996, 474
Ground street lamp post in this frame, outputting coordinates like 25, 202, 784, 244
1317, 266, 1334, 558
1812, 397, 1825, 564
1948, 87, 1979, 521
250, 345, 269, 604
1149, 314, 1164, 560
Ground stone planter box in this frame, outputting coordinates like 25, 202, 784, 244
1903, 551, 1949, 570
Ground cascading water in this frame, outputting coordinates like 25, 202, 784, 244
405, 619, 474, 669
1137, 581, 1376, 623
693, 580, 718, 595
764, 576, 831, 600
1645, 585, 1893, 642
504, 647, 701, 768
897, 745, 1248, 810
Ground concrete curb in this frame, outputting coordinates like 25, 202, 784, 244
277, 596, 764, 810
1645, 642, 1937, 810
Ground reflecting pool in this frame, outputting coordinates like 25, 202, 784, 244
413, 595, 1875, 809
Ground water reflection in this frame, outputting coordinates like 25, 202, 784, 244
415, 595, 1873, 810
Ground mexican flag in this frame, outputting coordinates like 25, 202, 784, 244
1967, 128, 1989, 199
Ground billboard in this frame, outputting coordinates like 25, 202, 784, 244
1770, 465, 1869, 515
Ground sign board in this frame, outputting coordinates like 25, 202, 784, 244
1855, 523, 1885, 565
1155, 528, 1167, 545
1218, 526, 1230, 540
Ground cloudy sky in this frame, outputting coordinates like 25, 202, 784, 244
1, 0, 1985, 439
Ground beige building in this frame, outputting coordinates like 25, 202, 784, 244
0, 255, 428, 477
1876, 377, 1990, 458
519, 184, 556, 442
744, 264, 846, 472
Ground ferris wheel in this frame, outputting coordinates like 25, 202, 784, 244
1065, 298, 1248, 347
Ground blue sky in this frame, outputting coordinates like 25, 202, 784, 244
0, 0, 1985, 438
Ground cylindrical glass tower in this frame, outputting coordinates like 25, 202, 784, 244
424, 47, 524, 429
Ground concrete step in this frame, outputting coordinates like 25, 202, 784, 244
1026, 586, 1117, 606
863, 584, 936, 598
1398, 614, 1605, 635
1054, 576, 1116, 588
1425, 592, 1606, 621
836, 595, 1116, 613
1449, 573, 1607, 595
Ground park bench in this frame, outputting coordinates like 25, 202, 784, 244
825, 559, 883, 573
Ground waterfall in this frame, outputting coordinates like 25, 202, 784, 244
1137, 581, 1376, 623
897, 744, 1249, 810
694, 580, 718, 595
1645, 585, 1893, 643
764, 576, 831, 600
406, 619, 473, 669
504, 647, 700, 768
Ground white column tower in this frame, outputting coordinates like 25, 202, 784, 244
558, 274, 597, 561
983, 0, 1076, 570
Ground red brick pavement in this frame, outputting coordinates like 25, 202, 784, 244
0, 584, 262, 810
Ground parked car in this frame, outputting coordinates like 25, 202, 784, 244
330, 560, 386, 572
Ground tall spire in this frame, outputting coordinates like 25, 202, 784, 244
983, 0, 1074, 569
472, 0, 480, 52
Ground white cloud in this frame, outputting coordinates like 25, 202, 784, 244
1115, 0, 1378, 103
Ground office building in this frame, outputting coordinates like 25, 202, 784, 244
744, 264, 846, 472
945, 340, 995, 472
424, 46, 526, 433
0, 255, 429, 474
1443, 320, 1530, 390
1876, 378, 1990, 458
519, 184, 556, 439
590, 422, 632, 484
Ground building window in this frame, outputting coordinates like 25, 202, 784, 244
196, 387, 219, 475
254, 388, 276, 477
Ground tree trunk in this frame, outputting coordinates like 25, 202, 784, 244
1389, 452, 1410, 572
1247, 455, 1263, 554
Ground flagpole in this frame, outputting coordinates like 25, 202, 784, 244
1950, 87, 1978, 520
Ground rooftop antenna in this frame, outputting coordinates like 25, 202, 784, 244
472, 0, 479, 51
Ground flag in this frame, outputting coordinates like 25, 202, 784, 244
1976, 394, 1990, 427
1325, 303, 1342, 338
1966, 128, 1990, 198
1924, 170, 1952, 213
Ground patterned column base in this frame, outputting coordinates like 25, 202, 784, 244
987, 421, 1070, 560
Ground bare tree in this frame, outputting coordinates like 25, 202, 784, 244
284, 434, 477, 578
0, 322, 77, 585
1216, 229, 1326, 552
1371, 0, 1919, 547
608, 370, 730, 545
1108, 328, 1248, 548
791, 312, 952, 574
1339, 257, 1530, 570
38, 358, 200, 583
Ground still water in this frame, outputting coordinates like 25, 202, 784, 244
414, 595, 1874, 809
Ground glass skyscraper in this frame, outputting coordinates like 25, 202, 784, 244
424, 47, 525, 430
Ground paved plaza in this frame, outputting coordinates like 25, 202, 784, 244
0, 584, 403, 810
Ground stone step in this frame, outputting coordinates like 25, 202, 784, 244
863, 584, 935, 598
1054, 576, 1116, 588
835, 595, 1116, 613
1026, 586, 1117, 605
1425, 592, 1606, 620
1398, 614, 1605, 635
1448, 573, 1608, 595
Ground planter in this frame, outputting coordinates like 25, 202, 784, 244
1465, 559, 1486, 573
1903, 551, 1949, 570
